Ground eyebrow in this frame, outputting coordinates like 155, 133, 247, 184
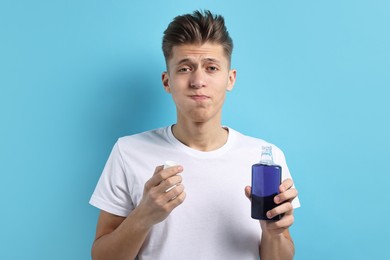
175, 58, 221, 67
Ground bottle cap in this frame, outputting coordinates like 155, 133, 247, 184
163, 160, 179, 169
260, 146, 274, 165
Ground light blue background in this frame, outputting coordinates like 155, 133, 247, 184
1, 0, 389, 259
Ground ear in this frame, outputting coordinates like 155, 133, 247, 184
226, 69, 237, 92
162, 72, 171, 93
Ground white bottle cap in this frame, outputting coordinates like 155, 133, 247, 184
163, 160, 179, 169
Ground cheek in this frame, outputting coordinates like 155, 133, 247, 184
169, 78, 189, 96
169, 85, 182, 97
217, 91, 227, 103
169, 88, 184, 105
210, 74, 230, 87
169, 77, 186, 89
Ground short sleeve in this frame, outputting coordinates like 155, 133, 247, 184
89, 142, 134, 217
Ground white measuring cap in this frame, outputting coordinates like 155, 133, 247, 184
163, 160, 179, 169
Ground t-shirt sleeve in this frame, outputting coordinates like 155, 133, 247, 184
273, 145, 301, 209
89, 141, 134, 217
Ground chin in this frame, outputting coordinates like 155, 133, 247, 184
189, 113, 217, 123
179, 107, 220, 123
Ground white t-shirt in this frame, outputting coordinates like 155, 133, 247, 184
90, 126, 300, 259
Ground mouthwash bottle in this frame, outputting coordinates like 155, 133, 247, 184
251, 145, 282, 220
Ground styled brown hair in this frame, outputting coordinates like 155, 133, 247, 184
162, 10, 233, 65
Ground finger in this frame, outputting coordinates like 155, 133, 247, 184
157, 175, 183, 193
274, 188, 298, 204
166, 183, 185, 201
264, 211, 294, 231
244, 186, 251, 200
153, 165, 164, 175
160, 165, 183, 180
279, 178, 293, 192
144, 166, 164, 190
266, 202, 293, 219
148, 165, 183, 188
166, 189, 186, 209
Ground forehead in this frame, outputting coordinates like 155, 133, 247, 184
168, 42, 228, 65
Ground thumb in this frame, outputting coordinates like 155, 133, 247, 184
244, 186, 252, 200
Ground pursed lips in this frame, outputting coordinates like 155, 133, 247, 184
189, 94, 210, 101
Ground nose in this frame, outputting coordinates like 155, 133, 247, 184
189, 69, 206, 89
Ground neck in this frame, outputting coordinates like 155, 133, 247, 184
172, 121, 228, 152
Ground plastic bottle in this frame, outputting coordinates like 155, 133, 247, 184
251, 146, 282, 220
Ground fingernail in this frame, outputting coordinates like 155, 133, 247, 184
267, 211, 272, 219
274, 196, 280, 203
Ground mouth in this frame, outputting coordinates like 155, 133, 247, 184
189, 95, 210, 101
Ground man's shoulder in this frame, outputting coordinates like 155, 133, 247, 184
229, 127, 284, 154
117, 126, 170, 147
229, 127, 269, 146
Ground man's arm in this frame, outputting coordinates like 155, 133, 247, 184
91, 209, 151, 260
259, 212, 295, 259
91, 165, 186, 260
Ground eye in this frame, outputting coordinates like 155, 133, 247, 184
178, 66, 191, 73
207, 66, 219, 72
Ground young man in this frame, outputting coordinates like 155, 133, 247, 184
90, 10, 300, 260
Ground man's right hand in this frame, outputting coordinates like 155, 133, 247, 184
91, 165, 185, 260
136, 165, 186, 228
